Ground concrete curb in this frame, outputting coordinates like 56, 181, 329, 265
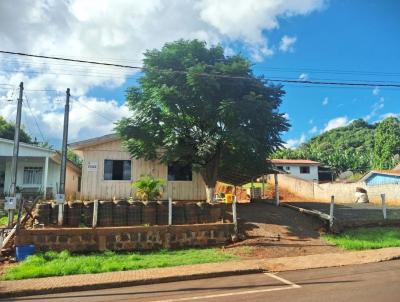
0, 260, 264, 298
2, 247, 400, 298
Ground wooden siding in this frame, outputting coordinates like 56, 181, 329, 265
79, 139, 206, 201
65, 166, 80, 200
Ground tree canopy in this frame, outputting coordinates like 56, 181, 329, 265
0, 116, 32, 143
274, 117, 400, 174
373, 117, 400, 169
116, 40, 289, 200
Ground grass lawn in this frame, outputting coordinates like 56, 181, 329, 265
3, 248, 239, 280
324, 227, 400, 250
242, 182, 269, 189
0, 214, 18, 226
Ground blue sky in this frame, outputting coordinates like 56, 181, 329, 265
0, 0, 399, 148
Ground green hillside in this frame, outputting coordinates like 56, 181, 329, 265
274, 117, 400, 173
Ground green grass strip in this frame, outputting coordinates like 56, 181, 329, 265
324, 227, 400, 250
3, 248, 238, 280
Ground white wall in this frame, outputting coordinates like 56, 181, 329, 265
1, 158, 59, 195
275, 164, 319, 181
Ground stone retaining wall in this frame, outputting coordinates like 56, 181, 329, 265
15, 223, 234, 252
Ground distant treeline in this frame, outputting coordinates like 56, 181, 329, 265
274, 117, 400, 174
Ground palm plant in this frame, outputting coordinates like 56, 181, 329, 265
132, 174, 165, 201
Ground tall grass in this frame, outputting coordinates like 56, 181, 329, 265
3, 248, 238, 280
324, 227, 400, 250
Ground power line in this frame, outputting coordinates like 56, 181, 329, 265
71, 98, 117, 123
1, 50, 400, 88
24, 94, 46, 143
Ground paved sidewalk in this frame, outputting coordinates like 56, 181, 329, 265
2, 247, 400, 298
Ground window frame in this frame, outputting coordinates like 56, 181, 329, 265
167, 163, 193, 181
103, 159, 132, 181
23, 166, 43, 185
299, 166, 311, 174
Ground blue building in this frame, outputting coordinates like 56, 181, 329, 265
362, 168, 400, 186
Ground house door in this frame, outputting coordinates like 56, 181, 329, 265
0, 170, 4, 195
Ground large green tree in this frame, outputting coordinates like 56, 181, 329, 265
273, 117, 400, 174
373, 117, 400, 169
117, 40, 289, 201
0, 116, 32, 143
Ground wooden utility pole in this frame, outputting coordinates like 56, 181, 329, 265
59, 88, 70, 195
57, 88, 70, 225
7, 82, 24, 228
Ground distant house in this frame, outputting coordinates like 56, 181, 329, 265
270, 159, 320, 181
0, 138, 81, 199
69, 134, 206, 201
361, 169, 400, 186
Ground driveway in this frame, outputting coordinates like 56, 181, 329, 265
227, 202, 342, 258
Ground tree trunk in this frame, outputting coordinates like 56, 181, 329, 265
205, 187, 215, 204
200, 151, 220, 203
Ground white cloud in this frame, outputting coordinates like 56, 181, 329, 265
372, 87, 380, 96
285, 133, 306, 149
283, 113, 290, 120
279, 35, 297, 52
0, 0, 326, 143
323, 116, 349, 132
309, 126, 318, 134
298, 73, 309, 81
364, 97, 384, 121
379, 112, 400, 120
322, 97, 328, 106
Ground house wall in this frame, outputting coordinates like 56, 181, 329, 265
79, 139, 206, 201
275, 164, 319, 181
268, 174, 400, 203
366, 174, 400, 185
1, 158, 79, 199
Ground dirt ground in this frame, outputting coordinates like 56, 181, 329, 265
226, 201, 343, 259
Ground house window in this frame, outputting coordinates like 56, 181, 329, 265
168, 163, 192, 181
23, 167, 43, 184
77, 176, 81, 192
104, 160, 131, 180
276, 166, 283, 170
300, 166, 310, 174
285, 166, 291, 171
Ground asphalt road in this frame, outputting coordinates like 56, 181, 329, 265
6, 260, 400, 302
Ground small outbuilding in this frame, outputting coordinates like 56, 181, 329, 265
361, 169, 400, 186
270, 159, 320, 181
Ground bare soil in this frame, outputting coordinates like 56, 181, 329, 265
226, 201, 343, 258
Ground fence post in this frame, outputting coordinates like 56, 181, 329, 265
329, 195, 335, 230
232, 195, 238, 236
168, 197, 172, 225
381, 194, 387, 220
274, 173, 280, 206
58, 204, 64, 226
92, 200, 98, 228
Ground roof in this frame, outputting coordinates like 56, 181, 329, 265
52, 152, 82, 174
361, 169, 400, 182
270, 159, 320, 165
69, 133, 119, 150
0, 137, 55, 157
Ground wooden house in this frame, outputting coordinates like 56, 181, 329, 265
69, 134, 206, 201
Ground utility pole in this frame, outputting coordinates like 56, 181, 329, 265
7, 82, 24, 228
57, 88, 70, 225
